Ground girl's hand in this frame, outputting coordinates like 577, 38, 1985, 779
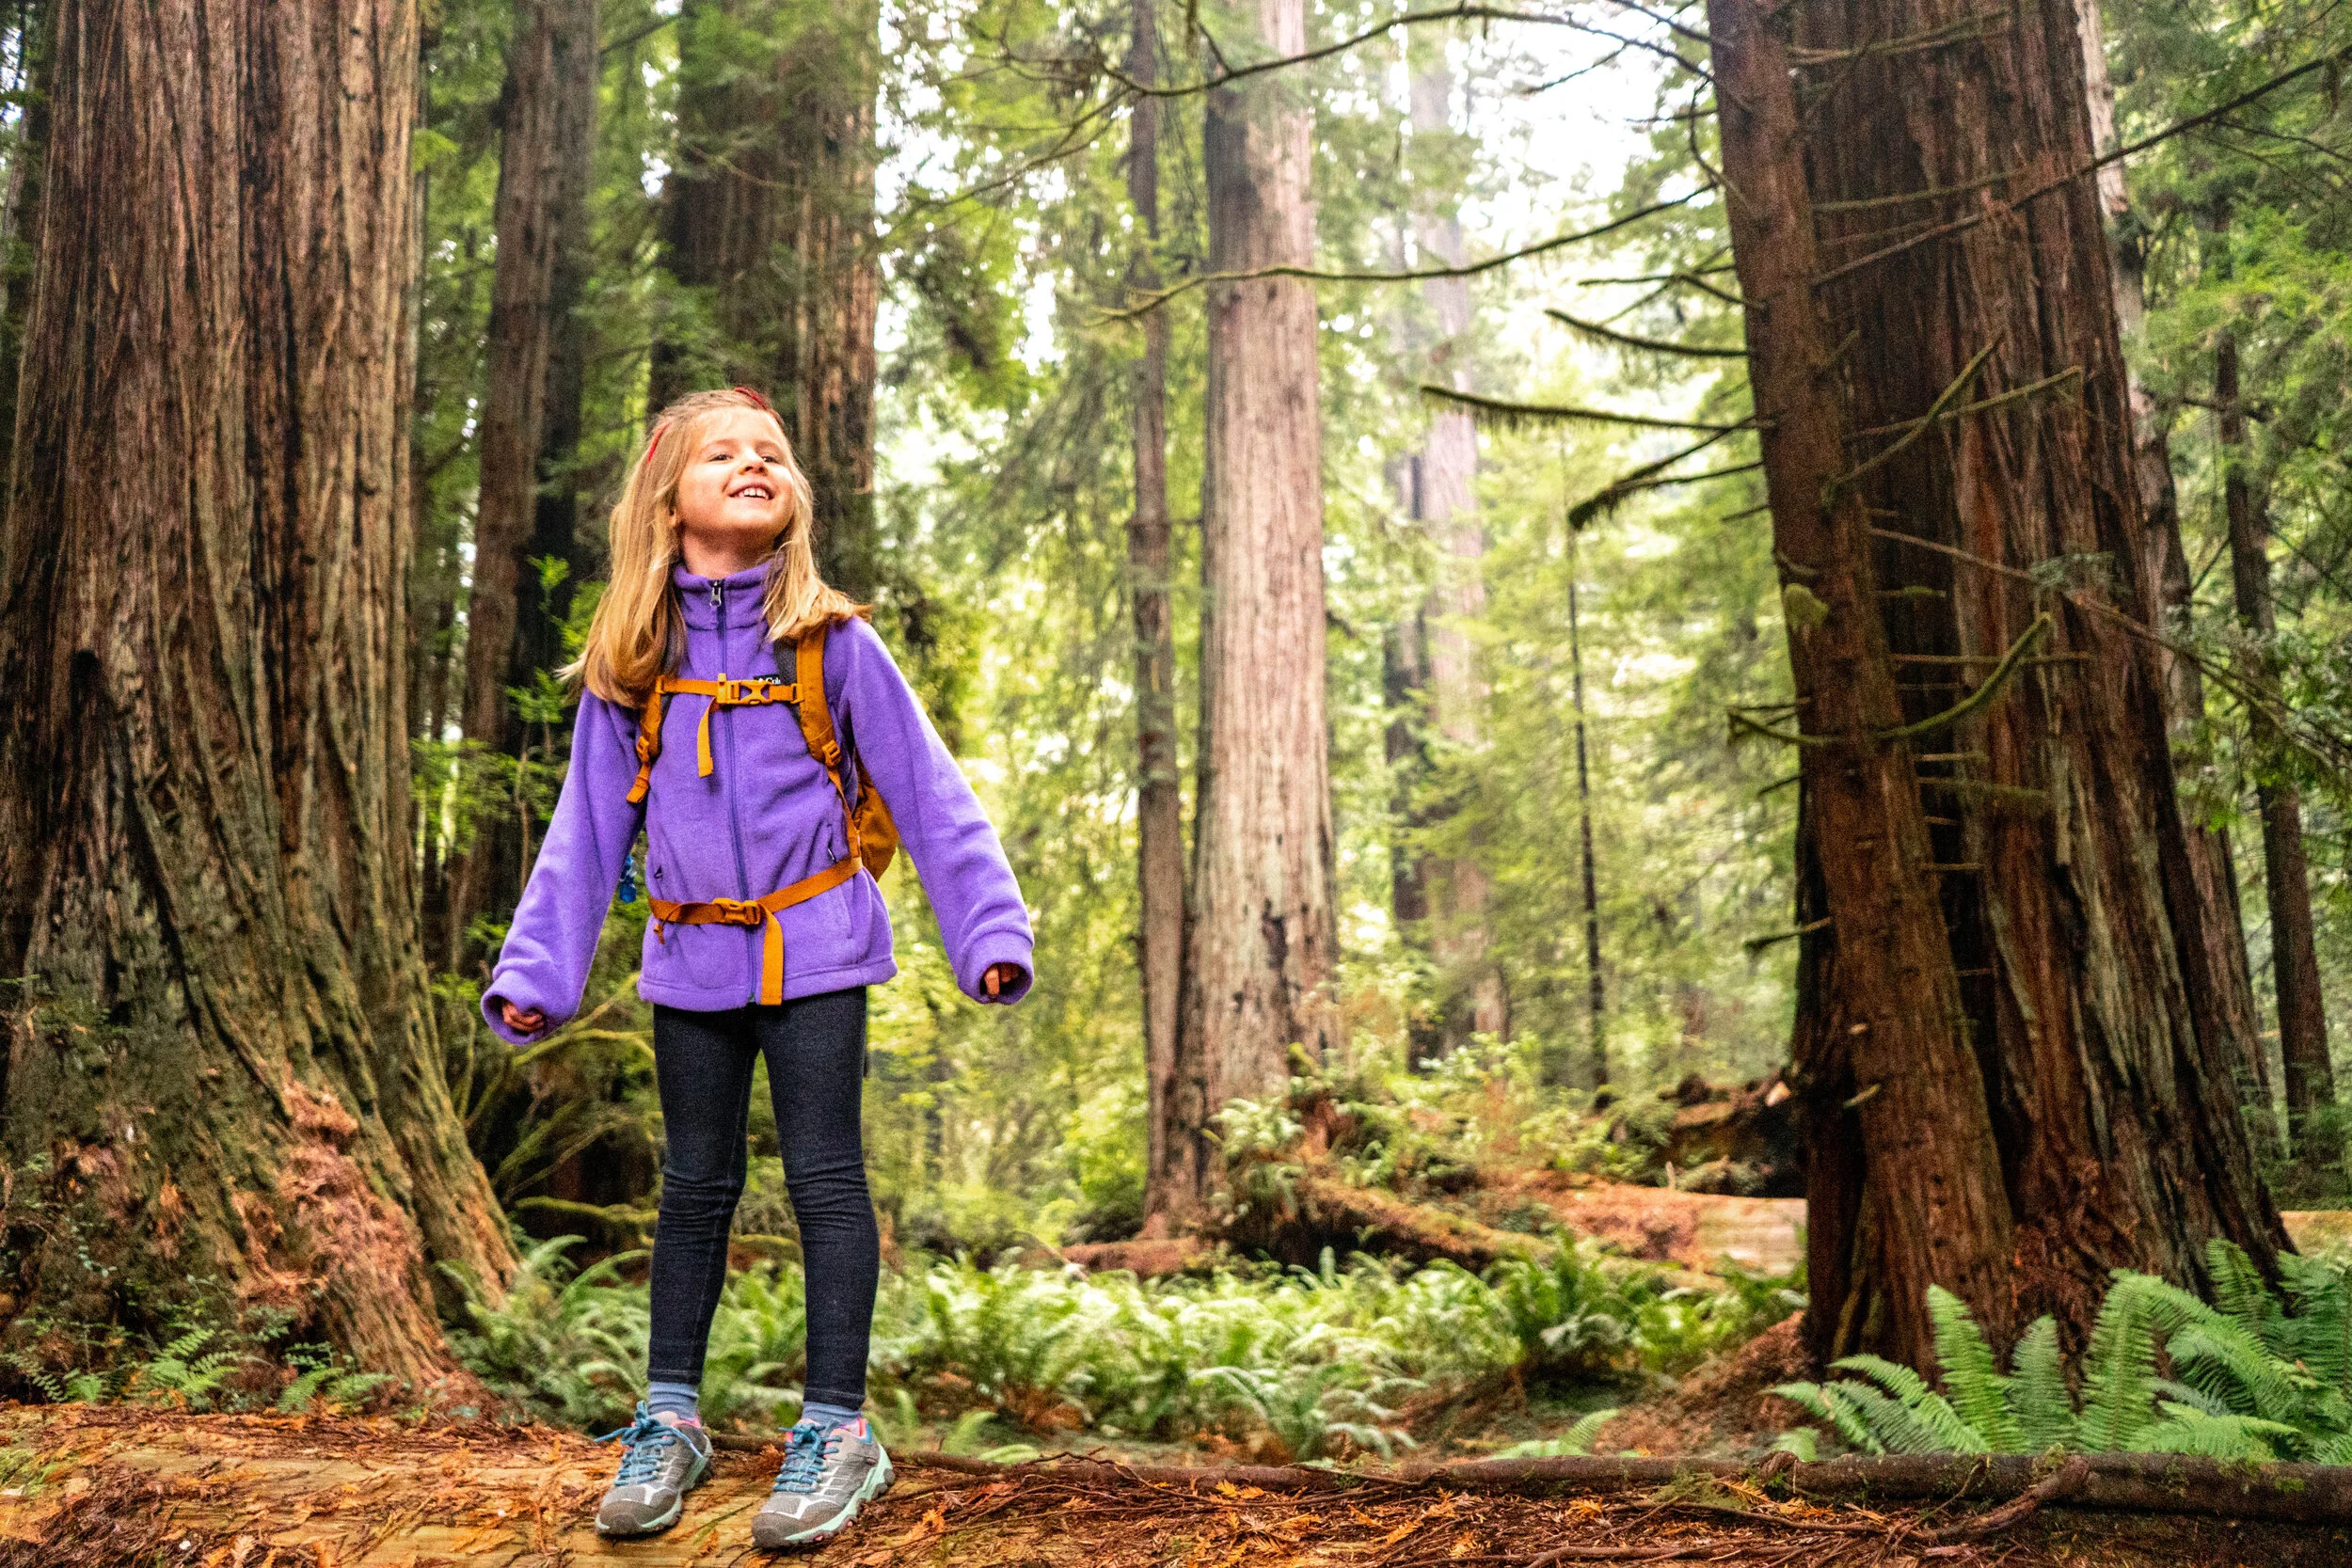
501, 1001, 548, 1037
981, 963, 1026, 1001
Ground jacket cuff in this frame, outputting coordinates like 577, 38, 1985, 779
962, 936, 1035, 1005
482, 973, 564, 1046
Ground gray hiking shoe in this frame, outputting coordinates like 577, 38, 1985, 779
594, 1402, 713, 1537
750, 1417, 894, 1549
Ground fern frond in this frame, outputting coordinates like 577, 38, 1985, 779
1772, 1382, 1882, 1454
2008, 1317, 2075, 1453
2077, 1276, 2159, 1452
2204, 1241, 2284, 1353
1926, 1286, 2021, 1452
1844, 1381, 1949, 1454
2133, 1275, 2298, 1417
2143, 1402, 2301, 1462
1829, 1354, 1988, 1453
2150, 1376, 2233, 1418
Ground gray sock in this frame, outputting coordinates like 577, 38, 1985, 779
799, 1398, 863, 1433
647, 1379, 701, 1425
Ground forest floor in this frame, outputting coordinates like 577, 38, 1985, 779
6, 1402, 2351, 1568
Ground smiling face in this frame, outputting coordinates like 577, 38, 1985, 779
671, 406, 799, 577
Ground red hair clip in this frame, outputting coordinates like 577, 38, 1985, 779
732, 385, 773, 413
644, 416, 675, 461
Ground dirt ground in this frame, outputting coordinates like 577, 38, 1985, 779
5, 1402, 2350, 1568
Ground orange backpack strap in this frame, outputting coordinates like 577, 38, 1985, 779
626, 686, 669, 804
625, 673, 800, 803
794, 622, 898, 879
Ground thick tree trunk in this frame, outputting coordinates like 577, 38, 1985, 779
654, 0, 882, 601
2217, 332, 2334, 1163
447, 0, 598, 957
2074, 0, 2270, 1121
0, 0, 512, 1385
1131, 0, 1196, 1226
1713, 0, 2284, 1364
1402, 44, 1503, 1051
1706, 0, 2018, 1370
1176, 0, 1342, 1197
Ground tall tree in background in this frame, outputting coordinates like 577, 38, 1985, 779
1399, 36, 1502, 1052
1131, 0, 1195, 1224
448, 0, 599, 958
1710, 0, 2283, 1370
0, 4, 49, 506
655, 0, 882, 601
0, 0, 512, 1382
2217, 328, 2335, 1164
1175, 0, 1342, 1205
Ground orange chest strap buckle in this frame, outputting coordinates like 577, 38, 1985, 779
626, 673, 800, 802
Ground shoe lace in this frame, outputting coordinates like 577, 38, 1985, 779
597, 1404, 686, 1487
771, 1421, 837, 1494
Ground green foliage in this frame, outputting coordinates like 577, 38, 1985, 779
1775, 1245, 2352, 1461
443, 1237, 1790, 1455
1491, 1406, 1621, 1459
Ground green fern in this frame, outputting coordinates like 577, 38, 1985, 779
1775, 1255, 2352, 1461
1925, 1286, 2021, 1452
1492, 1406, 1620, 1458
2008, 1317, 2075, 1453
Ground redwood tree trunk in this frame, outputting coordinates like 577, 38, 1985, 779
1707, 0, 2018, 1370
1403, 40, 1503, 1051
2074, 0, 2269, 1123
0, 0, 512, 1385
1713, 0, 2283, 1365
1176, 0, 1342, 1199
1131, 0, 1196, 1225
2217, 331, 2334, 1165
655, 0, 882, 600
447, 0, 598, 957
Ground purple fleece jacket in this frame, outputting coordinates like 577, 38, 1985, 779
482, 562, 1034, 1045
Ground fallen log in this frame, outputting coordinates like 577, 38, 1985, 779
885, 1445, 2352, 1528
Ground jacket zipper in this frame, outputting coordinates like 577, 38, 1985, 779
712, 578, 759, 1004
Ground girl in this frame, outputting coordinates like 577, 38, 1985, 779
483, 387, 1032, 1548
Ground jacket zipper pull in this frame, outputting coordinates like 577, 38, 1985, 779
708, 579, 723, 611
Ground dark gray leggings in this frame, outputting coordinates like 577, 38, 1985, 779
645, 990, 876, 1409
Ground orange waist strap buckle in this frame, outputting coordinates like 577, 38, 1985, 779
646, 853, 863, 1006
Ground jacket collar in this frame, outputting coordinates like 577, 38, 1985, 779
673, 562, 772, 630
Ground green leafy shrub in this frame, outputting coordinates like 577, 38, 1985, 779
1774, 1244, 2352, 1462
447, 1237, 1797, 1455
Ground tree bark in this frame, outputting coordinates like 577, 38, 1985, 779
2074, 0, 2270, 1122
1567, 541, 1604, 1083
654, 0, 882, 601
0, 3, 49, 510
446, 0, 599, 958
1399, 43, 1503, 1052
1711, 0, 2285, 1364
1176, 0, 1342, 1198
1706, 0, 2019, 1370
0, 0, 512, 1384
1131, 0, 1196, 1227
2217, 330, 2334, 1163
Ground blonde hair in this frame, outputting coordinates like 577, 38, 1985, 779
569, 386, 866, 706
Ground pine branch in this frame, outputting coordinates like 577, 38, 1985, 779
1545, 308, 1747, 358
1420, 384, 1754, 433
1098, 189, 1716, 323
